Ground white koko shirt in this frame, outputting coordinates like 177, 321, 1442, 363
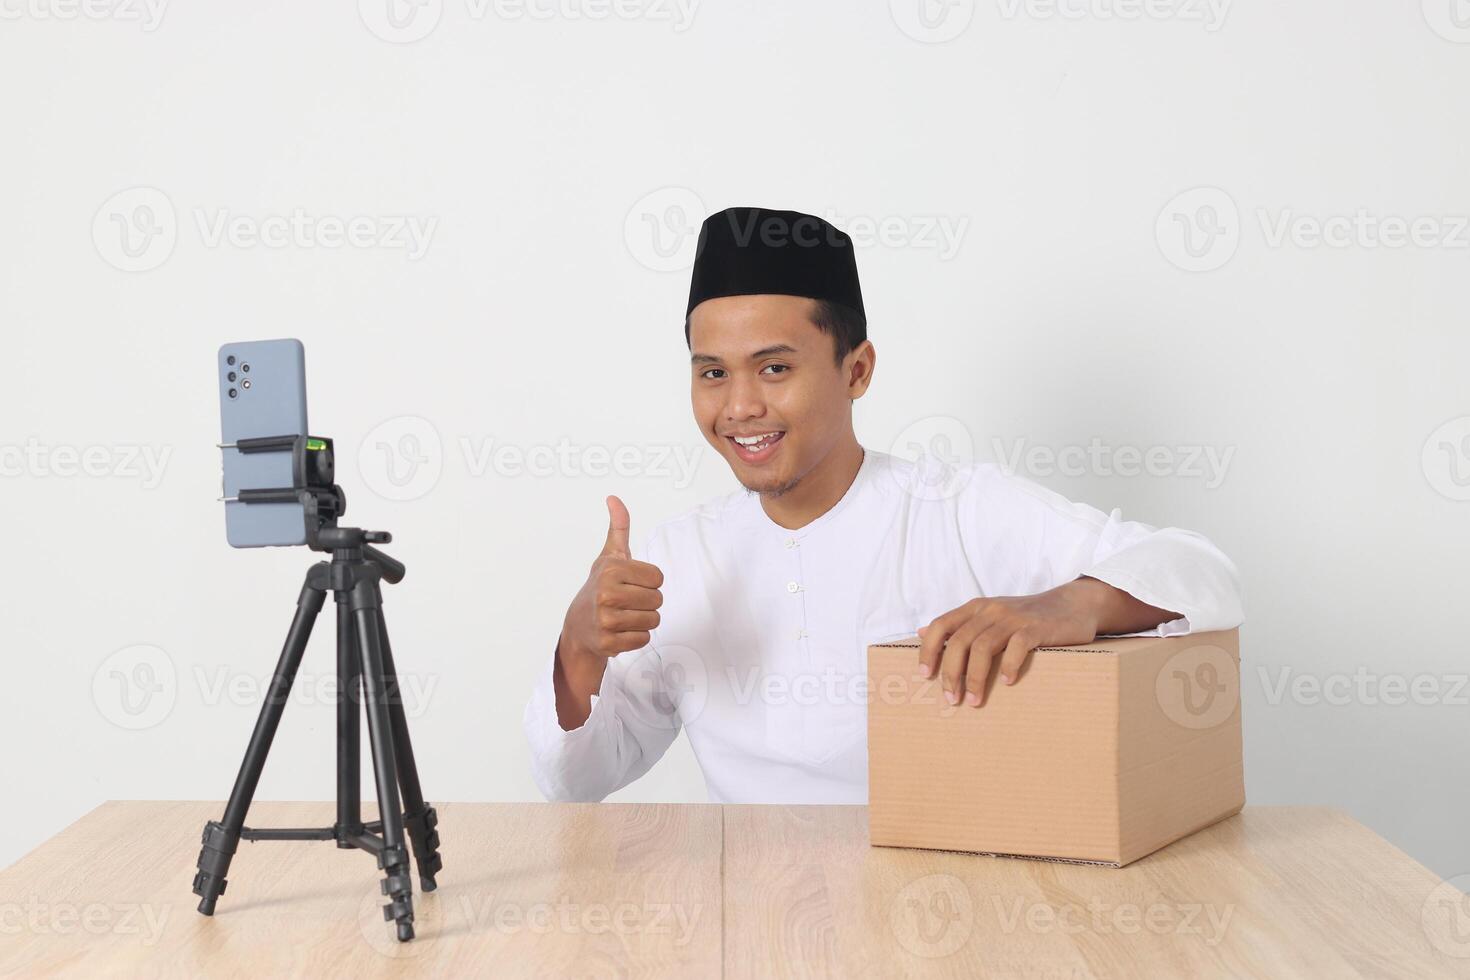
523, 449, 1244, 805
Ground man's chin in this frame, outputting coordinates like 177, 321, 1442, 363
716, 440, 804, 497
733, 468, 802, 498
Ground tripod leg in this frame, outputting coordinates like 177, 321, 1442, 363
375, 614, 442, 891
335, 595, 362, 844
352, 580, 415, 943
193, 574, 327, 916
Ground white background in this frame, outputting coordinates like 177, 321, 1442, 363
2, 0, 1467, 889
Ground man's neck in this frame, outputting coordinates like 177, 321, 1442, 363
760, 437, 866, 530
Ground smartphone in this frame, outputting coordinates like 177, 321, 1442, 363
218, 339, 310, 548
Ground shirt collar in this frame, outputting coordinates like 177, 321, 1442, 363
737, 447, 877, 541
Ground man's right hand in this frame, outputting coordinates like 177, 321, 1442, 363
553, 496, 664, 728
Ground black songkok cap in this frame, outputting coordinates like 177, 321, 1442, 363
685, 207, 865, 322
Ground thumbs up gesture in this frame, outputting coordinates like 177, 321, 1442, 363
561, 496, 665, 661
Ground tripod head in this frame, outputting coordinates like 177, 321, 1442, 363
228, 434, 404, 583
312, 521, 405, 584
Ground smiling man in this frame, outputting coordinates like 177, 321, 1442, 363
523, 206, 1244, 804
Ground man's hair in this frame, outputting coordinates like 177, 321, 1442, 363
683, 298, 868, 365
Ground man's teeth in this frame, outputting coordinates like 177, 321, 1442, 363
733, 433, 780, 447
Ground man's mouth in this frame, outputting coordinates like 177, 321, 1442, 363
726, 431, 785, 463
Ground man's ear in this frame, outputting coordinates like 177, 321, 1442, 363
846, 340, 876, 399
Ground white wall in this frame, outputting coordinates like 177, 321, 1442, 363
2, 1, 1467, 884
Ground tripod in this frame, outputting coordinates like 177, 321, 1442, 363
191, 523, 442, 943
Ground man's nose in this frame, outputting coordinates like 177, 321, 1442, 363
724, 374, 766, 421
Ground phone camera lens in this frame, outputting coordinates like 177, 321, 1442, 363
241, 379, 252, 389
241, 363, 250, 373
227, 371, 236, 382
226, 355, 236, 366
228, 388, 238, 398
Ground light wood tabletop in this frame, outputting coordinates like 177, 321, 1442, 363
0, 802, 1465, 978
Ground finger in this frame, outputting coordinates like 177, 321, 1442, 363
964, 625, 1010, 707
936, 599, 1002, 696
602, 495, 631, 559
919, 604, 971, 679
939, 623, 981, 704
613, 559, 664, 590
599, 607, 661, 632
604, 630, 651, 655
602, 583, 664, 611
998, 629, 1036, 686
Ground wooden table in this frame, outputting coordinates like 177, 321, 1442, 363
1, 803, 1464, 978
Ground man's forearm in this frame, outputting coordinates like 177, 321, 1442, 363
1072, 575, 1181, 636
552, 635, 608, 731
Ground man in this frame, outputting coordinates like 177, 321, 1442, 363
524, 206, 1243, 804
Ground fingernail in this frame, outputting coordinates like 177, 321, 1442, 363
964, 691, 980, 707
918, 663, 932, 679
944, 688, 959, 705
1001, 673, 1013, 686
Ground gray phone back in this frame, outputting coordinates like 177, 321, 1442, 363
218, 339, 309, 547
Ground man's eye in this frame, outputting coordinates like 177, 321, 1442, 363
760, 364, 789, 375
701, 368, 726, 380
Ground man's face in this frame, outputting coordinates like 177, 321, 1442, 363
689, 294, 870, 497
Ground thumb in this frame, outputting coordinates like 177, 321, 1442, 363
602, 494, 631, 559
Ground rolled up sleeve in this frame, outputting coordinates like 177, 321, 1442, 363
522, 644, 678, 801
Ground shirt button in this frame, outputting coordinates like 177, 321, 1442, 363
795, 629, 808, 640
785, 538, 798, 549
787, 581, 800, 594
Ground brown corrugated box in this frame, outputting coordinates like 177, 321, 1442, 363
866, 629, 1243, 866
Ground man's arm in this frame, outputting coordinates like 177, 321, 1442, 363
554, 493, 662, 729
919, 465, 1243, 709
552, 641, 609, 732
522, 496, 679, 801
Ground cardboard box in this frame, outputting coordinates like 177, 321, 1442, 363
866, 629, 1243, 866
